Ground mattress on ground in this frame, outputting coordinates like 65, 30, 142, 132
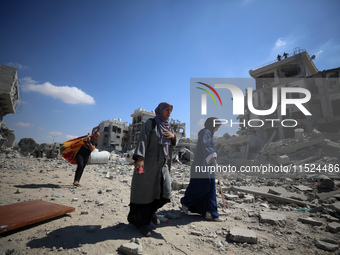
0, 200, 75, 234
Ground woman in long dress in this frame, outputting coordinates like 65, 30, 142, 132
128, 102, 176, 236
181, 117, 223, 221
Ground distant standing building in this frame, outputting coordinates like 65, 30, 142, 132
95, 118, 129, 152
93, 107, 187, 152
129, 108, 156, 149
243, 47, 340, 143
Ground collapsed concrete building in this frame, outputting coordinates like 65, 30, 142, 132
94, 107, 186, 152
129, 108, 157, 149
0, 65, 19, 148
95, 118, 129, 151
217, 48, 340, 162
39, 142, 61, 158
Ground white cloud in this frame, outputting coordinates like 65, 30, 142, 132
16, 122, 31, 127
274, 38, 287, 49
49, 131, 62, 136
65, 135, 77, 140
21, 77, 95, 105
7, 62, 28, 70
315, 49, 323, 58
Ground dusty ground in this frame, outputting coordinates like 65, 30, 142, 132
0, 153, 339, 255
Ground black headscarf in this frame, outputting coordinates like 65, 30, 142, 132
202, 117, 221, 135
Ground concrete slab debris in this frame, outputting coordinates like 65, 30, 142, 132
228, 228, 258, 244
293, 185, 313, 192
298, 217, 323, 226
327, 222, 340, 233
315, 239, 338, 252
259, 212, 286, 227
224, 186, 313, 207
118, 239, 143, 255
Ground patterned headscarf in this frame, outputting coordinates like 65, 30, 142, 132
154, 102, 173, 159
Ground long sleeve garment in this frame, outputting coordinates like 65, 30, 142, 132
180, 128, 219, 219
130, 118, 176, 204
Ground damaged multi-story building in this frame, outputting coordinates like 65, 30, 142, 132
129, 108, 157, 149
218, 48, 340, 160
95, 118, 129, 152
94, 107, 186, 152
0, 65, 19, 148
129, 107, 186, 149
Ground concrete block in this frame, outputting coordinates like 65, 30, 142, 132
315, 239, 338, 252
243, 195, 255, 203
259, 212, 286, 227
276, 154, 290, 165
225, 194, 239, 200
228, 228, 257, 244
118, 242, 143, 255
327, 222, 340, 233
298, 217, 323, 226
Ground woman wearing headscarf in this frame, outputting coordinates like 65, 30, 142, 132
128, 102, 176, 236
180, 117, 223, 221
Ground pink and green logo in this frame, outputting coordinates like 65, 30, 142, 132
196, 82, 223, 106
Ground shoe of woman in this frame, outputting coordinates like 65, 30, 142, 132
151, 213, 161, 225
73, 181, 81, 186
182, 204, 189, 215
139, 224, 152, 237
205, 211, 223, 222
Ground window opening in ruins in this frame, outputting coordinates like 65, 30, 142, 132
104, 126, 109, 132
311, 100, 322, 118
279, 64, 301, 77
308, 79, 318, 94
328, 79, 339, 92
331, 99, 340, 116
264, 90, 273, 105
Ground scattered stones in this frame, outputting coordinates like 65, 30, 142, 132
118, 238, 143, 255
190, 230, 203, 236
298, 217, 323, 226
315, 239, 338, 252
228, 228, 258, 244
52, 193, 63, 198
327, 222, 340, 233
259, 212, 286, 227
1, 143, 340, 255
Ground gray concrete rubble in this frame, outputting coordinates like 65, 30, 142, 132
1, 147, 340, 255
228, 228, 258, 244
118, 238, 143, 255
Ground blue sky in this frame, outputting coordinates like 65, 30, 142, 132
1, 0, 340, 144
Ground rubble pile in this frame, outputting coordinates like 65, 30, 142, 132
0, 141, 339, 255
214, 129, 340, 168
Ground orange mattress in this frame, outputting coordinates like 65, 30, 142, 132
0, 200, 75, 234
